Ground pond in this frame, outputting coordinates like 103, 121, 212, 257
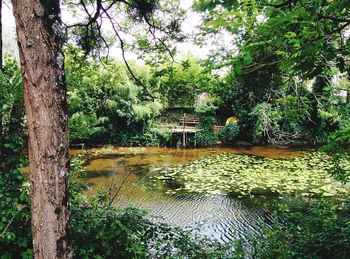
78, 145, 305, 243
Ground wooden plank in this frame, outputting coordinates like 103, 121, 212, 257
172, 128, 198, 133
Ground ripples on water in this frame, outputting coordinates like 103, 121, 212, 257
79, 146, 301, 243
114, 193, 266, 243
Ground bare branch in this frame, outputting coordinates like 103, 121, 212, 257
147, 27, 176, 63
108, 155, 144, 205
102, 6, 155, 99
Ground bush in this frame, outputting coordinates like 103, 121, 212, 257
71, 204, 230, 258
69, 112, 108, 143
250, 102, 280, 143
194, 103, 218, 146
121, 126, 172, 147
0, 167, 32, 258
195, 130, 217, 146
218, 123, 240, 145
320, 127, 350, 183
252, 200, 350, 259
321, 127, 350, 152
0, 56, 32, 258
195, 103, 217, 129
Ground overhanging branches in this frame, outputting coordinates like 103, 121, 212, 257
63, 0, 184, 100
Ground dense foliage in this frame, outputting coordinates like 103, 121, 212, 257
194, 0, 350, 77
152, 56, 217, 108
0, 57, 32, 258
194, 103, 218, 146
218, 123, 240, 145
62, 27, 350, 146
193, 0, 350, 144
252, 200, 350, 259
65, 46, 169, 145
65, 47, 223, 146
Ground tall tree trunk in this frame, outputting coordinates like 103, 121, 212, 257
11, 1, 71, 258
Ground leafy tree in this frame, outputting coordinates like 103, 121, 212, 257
194, 0, 350, 79
152, 55, 216, 108
0, 56, 31, 258
65, 46, 163, 144
207, 48, 284, 141
194, 0, 350, 143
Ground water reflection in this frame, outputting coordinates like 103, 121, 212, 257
79, 146, 301, 242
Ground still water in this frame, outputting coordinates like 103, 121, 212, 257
78, 146, 302, 242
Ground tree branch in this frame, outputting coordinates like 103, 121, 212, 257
102, 7, 155, 99
319, 14, 350, 23
270, 0, 299, 9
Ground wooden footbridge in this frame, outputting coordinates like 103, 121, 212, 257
171, 115, 200, 148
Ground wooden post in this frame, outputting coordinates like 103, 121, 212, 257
170, 131, 173, 147
194, 131, 196, 148
182, 113, 186, 147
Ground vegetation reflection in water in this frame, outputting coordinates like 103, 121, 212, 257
78, 146, 307, 242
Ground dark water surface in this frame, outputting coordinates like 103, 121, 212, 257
78, 146, 302, 242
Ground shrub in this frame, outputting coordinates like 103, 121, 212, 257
196, 130, 218, 146
321, 127, 350, 152
218, 123, 240, 145
69, 112, 108, 143
250, 102, 280, 143
252, 200, 350, 259
0, 166, 32, 258
193, 103, 218, 146
320, 127, 350, 183
0, 56, 32, 258
195, 103, 217, 130
121, 126, 172, 147
71, 204, 230, 258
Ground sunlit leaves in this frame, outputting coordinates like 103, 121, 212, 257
64, 46, 162, 143
194, 0, 350, 78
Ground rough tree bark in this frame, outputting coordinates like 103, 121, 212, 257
11, 1, 71, 258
